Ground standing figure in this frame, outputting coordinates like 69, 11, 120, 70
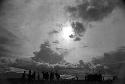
46, 72, 49, 80
76, 75, 79, 80
22, 71, 26, 80
28, 70, 32, 81
55, 72, 60, 80
37, 72, 40, 80
42, 72, 45, 80
32, 71, 36, 80
113, 75, 118, 80
50, 71, 54, 80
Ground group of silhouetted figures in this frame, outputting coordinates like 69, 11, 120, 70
85, 73, 118, 81
22, 70, 118, 82
21, 70, 60, 81
85, 73, 103, 81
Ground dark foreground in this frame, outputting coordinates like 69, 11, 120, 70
0, 79, 115, 84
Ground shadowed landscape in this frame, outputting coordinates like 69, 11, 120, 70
0, 70, 117, 84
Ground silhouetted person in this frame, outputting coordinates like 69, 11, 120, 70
46, 72, 49, 80
98, 74, 102, 81
50, 71, 54, 80
85, 73, 88, 81
85, 73, 102, 81
22, 71, 26, 80
37, 72, 40, 80
21, 71, 27, 84
42, 71, 49, 80
92, 73, 102, 81
85, 75, 87, 80
102, 76, 104, 81
55, 72, 60, 80
76, 75, 78, 80
28, 70, 32, 81
113, 75, 118, 80
32, 71, 36, 80
42, 72, 45, 80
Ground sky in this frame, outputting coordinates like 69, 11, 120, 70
0, 0, 125, 70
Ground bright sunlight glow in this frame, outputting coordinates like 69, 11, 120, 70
61, 24, 74, 41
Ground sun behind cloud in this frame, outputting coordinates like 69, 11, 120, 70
61, 22, 74, 41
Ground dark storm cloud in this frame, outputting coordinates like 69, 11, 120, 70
32, 41, 64, 64
70, 21, 85, 41
71, 22, 86, 36
66, 0, 116, 21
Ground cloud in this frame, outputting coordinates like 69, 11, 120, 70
66, 0, 116, 22
78, 60, 85, 68
0, 46, 11, 57
0, 57, 42, 72
0, 0, 86, 73
0, 56, 77, 73
49, 30, 59, 35
0, 65, 10, 73
0, 27, 20, 58
92, 46, 125, 74
32, 41, 64, 64
0, 0, 37, 58
52, 40, 59, 44
64, 21, 86, 41
0, 0, 5, 7
0, 0, 80, 72
71, 21, 86, 36
73, 37, 81, 41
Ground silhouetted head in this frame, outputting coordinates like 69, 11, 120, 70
33, 71, 36, 74
29, 70, 31, 73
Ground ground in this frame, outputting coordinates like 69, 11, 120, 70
0, 78, 114, 84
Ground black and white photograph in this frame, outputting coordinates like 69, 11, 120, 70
0, 0, 125, 84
